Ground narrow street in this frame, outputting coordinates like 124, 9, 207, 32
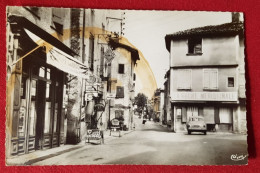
32, 115, 247, 165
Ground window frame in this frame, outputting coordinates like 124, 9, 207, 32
187, 37, 203, 56
227, 76, 235, 88
116, 86, 124, 98
118, 64, 125, 74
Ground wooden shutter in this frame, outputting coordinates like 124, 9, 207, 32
203, 70, 210, 89
177, 70, 191, 89
210, 70, 218, 89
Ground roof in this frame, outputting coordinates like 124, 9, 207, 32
108, 38, 140, 64
165, 22, 244, 51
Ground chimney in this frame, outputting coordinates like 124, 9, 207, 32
232, 12, 243, 23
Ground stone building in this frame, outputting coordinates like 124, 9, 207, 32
6, 6, 85, 157
164, 13, 246, 133
6, 6, 138, 159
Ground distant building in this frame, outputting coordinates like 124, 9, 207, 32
152, 88, 164, 122
163, 70, 172, 127
165, 13, 246, 133
106, 38, 140, 130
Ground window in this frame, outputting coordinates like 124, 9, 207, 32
133, 73, 136, 81
116, 86, 124, 98
203, 69, 218, 90
118, 64, 125, 74
188, 38, 202, 55
51, 8, 64, 35
177, 69, 192, 90
228, 77, 234, 87
89, 35, 94, 71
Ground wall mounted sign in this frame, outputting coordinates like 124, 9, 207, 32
172, 92, 238, 102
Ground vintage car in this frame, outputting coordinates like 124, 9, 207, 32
186, 116, 207, 135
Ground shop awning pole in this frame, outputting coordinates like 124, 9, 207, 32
12, 45, 42, 66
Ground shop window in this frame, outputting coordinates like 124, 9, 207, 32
51, 8, 64, 35
177, 69, 192, 90
228, 77, 234, 87
203, 69, 218, 90
118, 64, 125, 74
187, 38, 202, 55
116, 86, 124, 98
39, 67, 45, 77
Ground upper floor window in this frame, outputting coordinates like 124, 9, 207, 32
51, 8, 64, 35
133, 73, 136, 81
227, 77, 235, 87
187, 38, 202, 55
118, 64, 125, 74
89, 35, 94, 71
203, 69, 218, 90
177, 69, 192, 90
116, 86, 124, 98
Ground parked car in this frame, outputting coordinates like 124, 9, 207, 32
186, 116, 207, 135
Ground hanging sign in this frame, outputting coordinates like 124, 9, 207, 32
104, 47, 115, 63
94, 103, 105, 112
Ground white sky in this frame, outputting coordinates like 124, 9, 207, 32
124, 10, 232, 89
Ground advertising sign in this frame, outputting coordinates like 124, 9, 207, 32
172, 92, 238, 102
86, 129, 102, 141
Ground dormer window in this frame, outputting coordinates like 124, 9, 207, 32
187, 38, 202, 55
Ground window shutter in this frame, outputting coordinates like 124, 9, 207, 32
210, 70, 218, 89
52, 8, 64, 25
203, 70, 210, 89
177, 70, 191, 89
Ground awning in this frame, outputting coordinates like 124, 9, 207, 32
24, 29, 90, 79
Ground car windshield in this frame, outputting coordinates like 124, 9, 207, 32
189, 117, 204, 122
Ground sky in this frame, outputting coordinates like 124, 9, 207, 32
124, 10, 233, 90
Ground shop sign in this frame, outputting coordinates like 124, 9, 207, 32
104, 47, 115, 63
94, 103, 105, 112
172, 92, 238, 102
86, 129, 102, 141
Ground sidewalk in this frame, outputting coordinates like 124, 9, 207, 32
7, 129, 134, 166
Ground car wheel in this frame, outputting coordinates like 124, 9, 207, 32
188, 130, 191, 135
204, 131, 207, 135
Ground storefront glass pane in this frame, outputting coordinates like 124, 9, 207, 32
53, 103, 58, 133
39, 66, 45, 77
29, 101, 36, 136
44, 102, 51, 133
18, 99, 27, 137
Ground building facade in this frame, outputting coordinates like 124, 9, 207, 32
6, 7, 139, 159
164, 13, 246, 133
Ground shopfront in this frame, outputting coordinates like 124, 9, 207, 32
172, 92, 238, 133
16, 54, 66, 154
7, 15, 89, 156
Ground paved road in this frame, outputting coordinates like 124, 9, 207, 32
33, 116, 248, 165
